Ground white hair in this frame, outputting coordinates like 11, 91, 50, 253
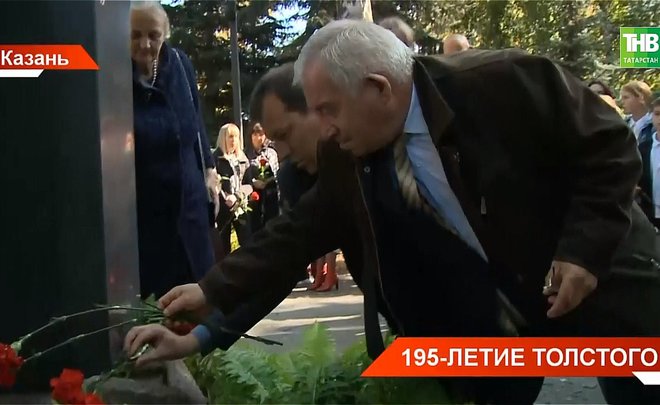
293, 19, 414, 94
378, 16, 415, 48
130, 1, 171, 38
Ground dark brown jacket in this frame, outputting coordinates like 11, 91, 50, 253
199, 49, 657, 346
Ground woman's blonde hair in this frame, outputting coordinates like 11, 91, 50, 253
621, 80, 653, 108
217, 123, 247, 160
130, 1, 171, 38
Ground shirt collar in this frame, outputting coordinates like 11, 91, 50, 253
403, 84, 430, 135
634, 112, 652, 124
653, 131, 660, 148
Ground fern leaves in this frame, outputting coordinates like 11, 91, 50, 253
186, 322, 455, 404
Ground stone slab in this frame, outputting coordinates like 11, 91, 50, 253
0, 393, 51, 404
81, 360, 206, 404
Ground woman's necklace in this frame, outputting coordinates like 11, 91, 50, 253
150, 58, 158, 87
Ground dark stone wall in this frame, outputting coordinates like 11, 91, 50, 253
0, 0, 112, 390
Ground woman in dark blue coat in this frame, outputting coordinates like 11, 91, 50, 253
131, 3, 217, 299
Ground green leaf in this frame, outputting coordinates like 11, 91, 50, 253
299, 322, 335, 367
185, 324, 458, 404
141, 294, 158, 307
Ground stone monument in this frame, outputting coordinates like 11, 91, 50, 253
0, 1, 207, 401
0, 0, 138, 400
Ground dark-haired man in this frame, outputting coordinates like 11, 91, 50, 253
249, 64, 320, 177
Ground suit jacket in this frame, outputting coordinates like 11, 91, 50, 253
198, 49, 658, 348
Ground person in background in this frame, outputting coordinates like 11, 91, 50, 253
378, 16, 415, 49
588, 80, 623, 116
246, 123, 279, 233
588, 79, 616, 99
443, 33, 470, 55
213, 123, 253, 254
638, 97, 660, 227
308, 252, 339, 291
599, 94, 624, 117
130, 1, 217, 299
621, 80, 654, 144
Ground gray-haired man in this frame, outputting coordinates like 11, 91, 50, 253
126, 20, 660, 404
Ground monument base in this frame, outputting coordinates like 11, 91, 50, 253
0, 360, 206, 405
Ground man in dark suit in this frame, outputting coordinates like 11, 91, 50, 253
125, 20, 660, 403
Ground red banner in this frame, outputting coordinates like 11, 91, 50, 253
361, 337, 660, 384
0, 45, 98, 70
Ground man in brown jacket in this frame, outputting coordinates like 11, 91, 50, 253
125, 20, 660, 403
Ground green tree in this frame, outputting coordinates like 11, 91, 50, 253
166, 0, 659, 135
164, 0, 294, 144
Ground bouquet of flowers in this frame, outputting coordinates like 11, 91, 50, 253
217, 173, 261, 224
230, 190, 260, 222
219, 184, 260, 231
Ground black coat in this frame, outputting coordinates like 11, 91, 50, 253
277, 157, 317, 211
132, 43, 215, 298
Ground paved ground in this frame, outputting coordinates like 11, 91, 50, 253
246, 263, 607, 404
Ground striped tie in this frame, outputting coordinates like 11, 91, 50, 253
393, 133, 458, 236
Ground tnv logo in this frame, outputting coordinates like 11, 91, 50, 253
622, 33, 659, 53
620, 27, 660, 68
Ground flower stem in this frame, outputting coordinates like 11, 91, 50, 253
140, 300, 162, 312
23, 318, 139, 364
95, 305, 161, 314
19, 306, 157, 346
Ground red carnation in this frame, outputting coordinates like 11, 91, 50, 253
250, 191, 260, 201
50, 368, 86, 404
259, 157, 268, 167
169, 321, 196, 336
84, 393, 105, 404
0, 343, 24, 388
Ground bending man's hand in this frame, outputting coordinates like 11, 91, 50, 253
124, 324, 199, 368
158, 283, 212, 320
544, 260, 597, 318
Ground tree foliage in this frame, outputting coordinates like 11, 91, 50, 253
166, 0, 660, 142
164, 0, 296, 143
